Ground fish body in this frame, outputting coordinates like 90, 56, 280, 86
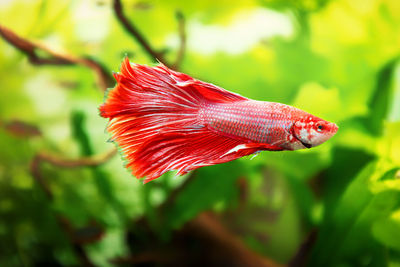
202, 101, 300, 150
100, 58, 338, 182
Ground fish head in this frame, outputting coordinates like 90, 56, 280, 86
292, 115, 338, 149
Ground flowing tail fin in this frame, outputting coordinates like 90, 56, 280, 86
100, 58, 252, 182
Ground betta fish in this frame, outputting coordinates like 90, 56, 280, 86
100, 58, 338, 183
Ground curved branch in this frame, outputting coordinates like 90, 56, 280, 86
0, 24, 114, 91
30, 155, 54, 200
30, 149, 117, 199
188, 212, 283, 267
37, 148, 117, 168
113, 0, 170, 67
172, 11, 187, 70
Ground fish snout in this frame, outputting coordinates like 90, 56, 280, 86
329, 122, 339, 136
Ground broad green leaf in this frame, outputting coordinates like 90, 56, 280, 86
321, 147, 375, 218
309, 161, 400, 266
309, 161, 377, 266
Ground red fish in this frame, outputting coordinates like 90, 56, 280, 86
100, 58, 338, 183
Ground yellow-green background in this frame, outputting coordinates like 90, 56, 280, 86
1, 0, 400, 266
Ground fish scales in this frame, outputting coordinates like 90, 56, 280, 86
202, 100, 293, 144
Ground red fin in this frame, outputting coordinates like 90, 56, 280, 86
100, 58, 250, 182
155, 61, 248, 104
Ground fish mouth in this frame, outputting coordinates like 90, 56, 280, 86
293, 135, 312, 148
300, 140, 312, 149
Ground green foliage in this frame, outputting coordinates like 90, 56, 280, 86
164, 161, 245, 229
1, 0, 400, 266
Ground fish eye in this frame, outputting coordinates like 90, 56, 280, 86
316, 124, 324, 132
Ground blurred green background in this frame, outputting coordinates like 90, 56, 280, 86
1, 0, 400, 266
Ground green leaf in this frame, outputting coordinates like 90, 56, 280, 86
362, 58, 398, 136
308, 161, 377, 266
321, 146, 375, 219
163, 161, 245, 229
309, 161, 400, 266
70, 110, 127, 223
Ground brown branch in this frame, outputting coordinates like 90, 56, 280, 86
30, 155, 54, 200
172, 11, 186, 70
113, 0, 170, 68
29, 148, 116, 200
3, 119, 42, 138
116, 211, 283, 266
188, 212, 284, 267
289, 229, 317, 267
0, 24, 114, 91
36, 148, 117, 168
30, 148, 116, 200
